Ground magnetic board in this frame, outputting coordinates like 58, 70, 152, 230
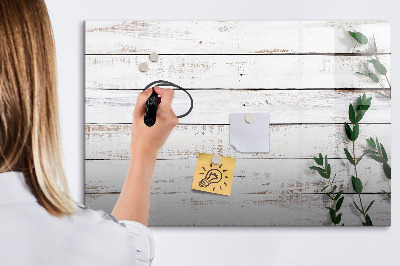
85, 21, 391, 226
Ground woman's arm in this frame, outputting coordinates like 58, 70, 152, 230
112, 87, 178, 225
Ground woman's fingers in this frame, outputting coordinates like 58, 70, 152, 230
154, 87, 178, 126
154, 87, 175, 107
133, 88, 153, 118
134, 87, 178, 126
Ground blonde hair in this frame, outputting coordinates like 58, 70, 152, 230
0, 0, 76, 216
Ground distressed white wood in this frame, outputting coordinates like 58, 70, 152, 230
85, 159, 391, 194
85, 124, 391, 160
85, 21, 391, 226
86, 89, 391, 124
85, 55, 391, 89
85, 193, 390, 226
85, 21, 391, 54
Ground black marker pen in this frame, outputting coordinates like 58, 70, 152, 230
142, 80, 194, 127
144, 88, 158, 127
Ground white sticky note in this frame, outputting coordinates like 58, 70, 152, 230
229, 113, 270, 153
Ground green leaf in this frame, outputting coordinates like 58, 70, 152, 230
344, 148, 355, 165
356, 96, 363, 110
368, 73, 379, 83
365, 200, 375, 213
376, 138, 381, 154
357, 71, 379, 83
366, 95, 372, 105
332, 185, 337, 192
366, 138, 376, 149
366, 214, 373, 226
364, 149, 378, 155
321, 185, 329, 192
372, 35, 378, 54
367, 59, 387, 75
326, 164, 331, 178
383, 163, 391, 179
351, 176, 363, 194
356, 94, 372, 111
353, 201, 363, 214
349, 104, 356, 123
352, 123, 359, 141
326, 207, 336, 223
334, 213, 342, 225
362, 214, 373, 226
334, 191, 343, 201
319, 153, 323, 165
336, 197, 344, 211
324, 155, 328, 170
348, 31, 356, 38
309, 166, 328, 178
356, 72, 369, 76
314, 156, 323, 166
369, 155, 386, 164
381, 144, 388, 161
344, 122, 352, 140
355, 111, 365, 123
348, 31, 368, 44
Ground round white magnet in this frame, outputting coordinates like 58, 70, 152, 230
149, 52, 159, 62
212, 154, 222, 165
139, 62, 148, 72
245, 114, 255, 123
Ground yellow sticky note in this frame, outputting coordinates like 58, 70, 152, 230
192, 153, 236, 196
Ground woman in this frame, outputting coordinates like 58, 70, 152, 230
0, 0, 178, 265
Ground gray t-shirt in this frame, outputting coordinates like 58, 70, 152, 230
0, 171, 155, 265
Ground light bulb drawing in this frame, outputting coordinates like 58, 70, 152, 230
198, 163, 229, 191
192, 153, 236, 196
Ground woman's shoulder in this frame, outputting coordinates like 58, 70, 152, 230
70, 204, 134, 243
73, 205, 155, 264
74, 204, 120, 224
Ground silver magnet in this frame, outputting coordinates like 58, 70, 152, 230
212, 154, 222, 165
139, 62, 148, 72
149, 52, 159, 62
245, 114, 255, 124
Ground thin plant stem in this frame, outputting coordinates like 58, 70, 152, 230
384, 74, 392, 90
328, 178, 337, 226
378, 81, 386, 89
352, 41, 357, 53
368, 43, 374, 52
352, 139, 367, 223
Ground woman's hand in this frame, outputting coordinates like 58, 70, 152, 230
130, 87, 179, 158
112, 87, 178, 225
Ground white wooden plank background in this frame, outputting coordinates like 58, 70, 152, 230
85, 21, 391, 226
85, 124, 391, 160
86, 159, 390, 194
85, 21, 391, 54
86, 55, 391, 89
86, 194, 390, 226
86, 89, 391, 124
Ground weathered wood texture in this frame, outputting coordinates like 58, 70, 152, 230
86, 89, 391, 124
86, 159, 391, 194
86, 194, 390, 226
85, 21, 391, 226
86, 55, 391, 89
85, 21, 391, 54
85, 124, 391, 160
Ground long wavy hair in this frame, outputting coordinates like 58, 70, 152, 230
0, 0, 76, 216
